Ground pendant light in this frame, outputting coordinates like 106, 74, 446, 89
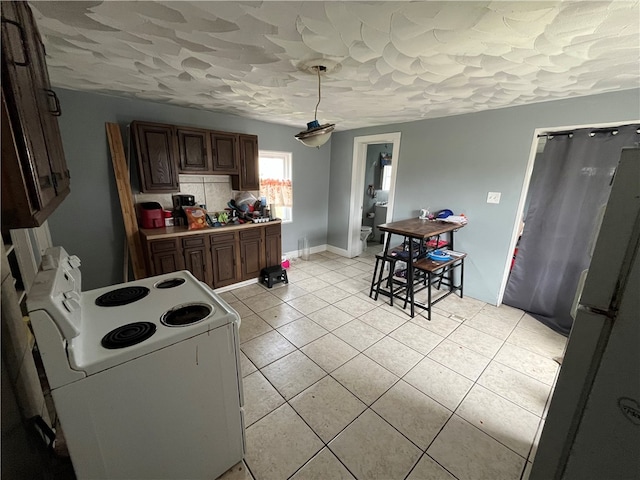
295, 65, 335, 148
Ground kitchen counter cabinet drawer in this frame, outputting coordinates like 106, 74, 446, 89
239, 229, 261, 240
151, 238, 181, 253
210, 232, 236, 245
265, 225, 280, 236
182, 236, 206, 249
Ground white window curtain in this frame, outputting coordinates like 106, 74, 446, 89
259, 178, 292, 207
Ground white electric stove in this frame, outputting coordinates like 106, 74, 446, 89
27, 247, 245, 480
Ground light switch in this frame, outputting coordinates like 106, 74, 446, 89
487, 192, 501, 204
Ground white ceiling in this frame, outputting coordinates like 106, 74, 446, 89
30, 1, 640, 131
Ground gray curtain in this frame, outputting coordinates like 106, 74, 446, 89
504, 124, 639, 335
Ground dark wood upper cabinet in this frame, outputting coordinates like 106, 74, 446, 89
132, 121, 179, 193
177, 127, 210, 173
176, 128, 240, 176
232, 134, 259, 191
210, 131, 239, 174
1, 1, 70, 229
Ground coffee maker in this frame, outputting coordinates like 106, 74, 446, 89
172, 194, 196, 226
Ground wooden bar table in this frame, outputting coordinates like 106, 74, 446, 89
376, 217, 465, 317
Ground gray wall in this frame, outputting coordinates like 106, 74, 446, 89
328, 89, 640, 305
49, 89, 331, 289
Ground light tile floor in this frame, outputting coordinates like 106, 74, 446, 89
217, 248, 567, 480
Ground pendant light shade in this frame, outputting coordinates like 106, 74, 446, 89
295, 65, 335, 148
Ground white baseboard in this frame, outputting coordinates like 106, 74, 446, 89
283, 243, 354, 259
325, 244, 350, 257
218, 244, 351, 293
213, 277, 258, 293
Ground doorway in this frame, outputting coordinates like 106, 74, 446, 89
347, 132, 401, 257
497, 121, 639, 329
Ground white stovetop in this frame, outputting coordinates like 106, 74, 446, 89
69, 270, 239, 376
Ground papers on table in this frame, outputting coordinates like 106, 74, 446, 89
440, 215, 467, 224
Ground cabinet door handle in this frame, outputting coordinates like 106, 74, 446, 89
45, 89, 62, 116
1, 17, 29, 66
39, 175, 52, 188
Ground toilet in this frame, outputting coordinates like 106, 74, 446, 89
360, 226, 373, 252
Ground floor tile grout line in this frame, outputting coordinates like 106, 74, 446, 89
490, 353, 559, 387
448, 371, 537, 461
368, 303, 547, 458
234, 256, 559, 480
402, 451, 462, 480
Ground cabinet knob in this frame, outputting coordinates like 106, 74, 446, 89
39, 175, 52, 188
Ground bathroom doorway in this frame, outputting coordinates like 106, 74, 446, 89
347, 132, 401, 257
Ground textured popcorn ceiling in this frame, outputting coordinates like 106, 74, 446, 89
29, 1, 640, 130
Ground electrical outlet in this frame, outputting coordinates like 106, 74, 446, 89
487, 192, 501, 204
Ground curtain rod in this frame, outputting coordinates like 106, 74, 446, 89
537, 124, 640, 138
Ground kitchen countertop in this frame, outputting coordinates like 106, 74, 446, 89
140, 219, 282, 240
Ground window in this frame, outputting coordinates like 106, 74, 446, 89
259, 150, 293, 223
381, 165, 393, 191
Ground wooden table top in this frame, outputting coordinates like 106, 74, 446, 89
378, 217, 464, 239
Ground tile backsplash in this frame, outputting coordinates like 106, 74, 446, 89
134, 175, 257, 215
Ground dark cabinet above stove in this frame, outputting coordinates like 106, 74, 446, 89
1, 1, 70, 229
132, 121, 180, 193
231, 134, 259, 191
176, 127, 240, 176
132, 119, 256, 191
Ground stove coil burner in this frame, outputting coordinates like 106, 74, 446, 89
161, 303, 212, 327
155, 278, 186, 289
101, 322, 157, 349
95, 286, 150, 307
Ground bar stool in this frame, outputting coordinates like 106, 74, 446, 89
369, 252, 397, 303
411, 253, 467, 320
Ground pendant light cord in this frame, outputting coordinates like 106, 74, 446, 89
314, 66, 322, 122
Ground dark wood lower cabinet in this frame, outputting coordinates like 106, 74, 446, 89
265, 225, 282, 268
239, 229, 263, 281
182, 235, 211, 285
149, 238, 185, 275
142, 222, 281, 289
210, 232, 238, 288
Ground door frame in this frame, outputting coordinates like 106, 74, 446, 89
347, 132, 401, 257
496, 119, 639, 305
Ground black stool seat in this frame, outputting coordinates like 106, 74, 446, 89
261, 265, 289, 288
